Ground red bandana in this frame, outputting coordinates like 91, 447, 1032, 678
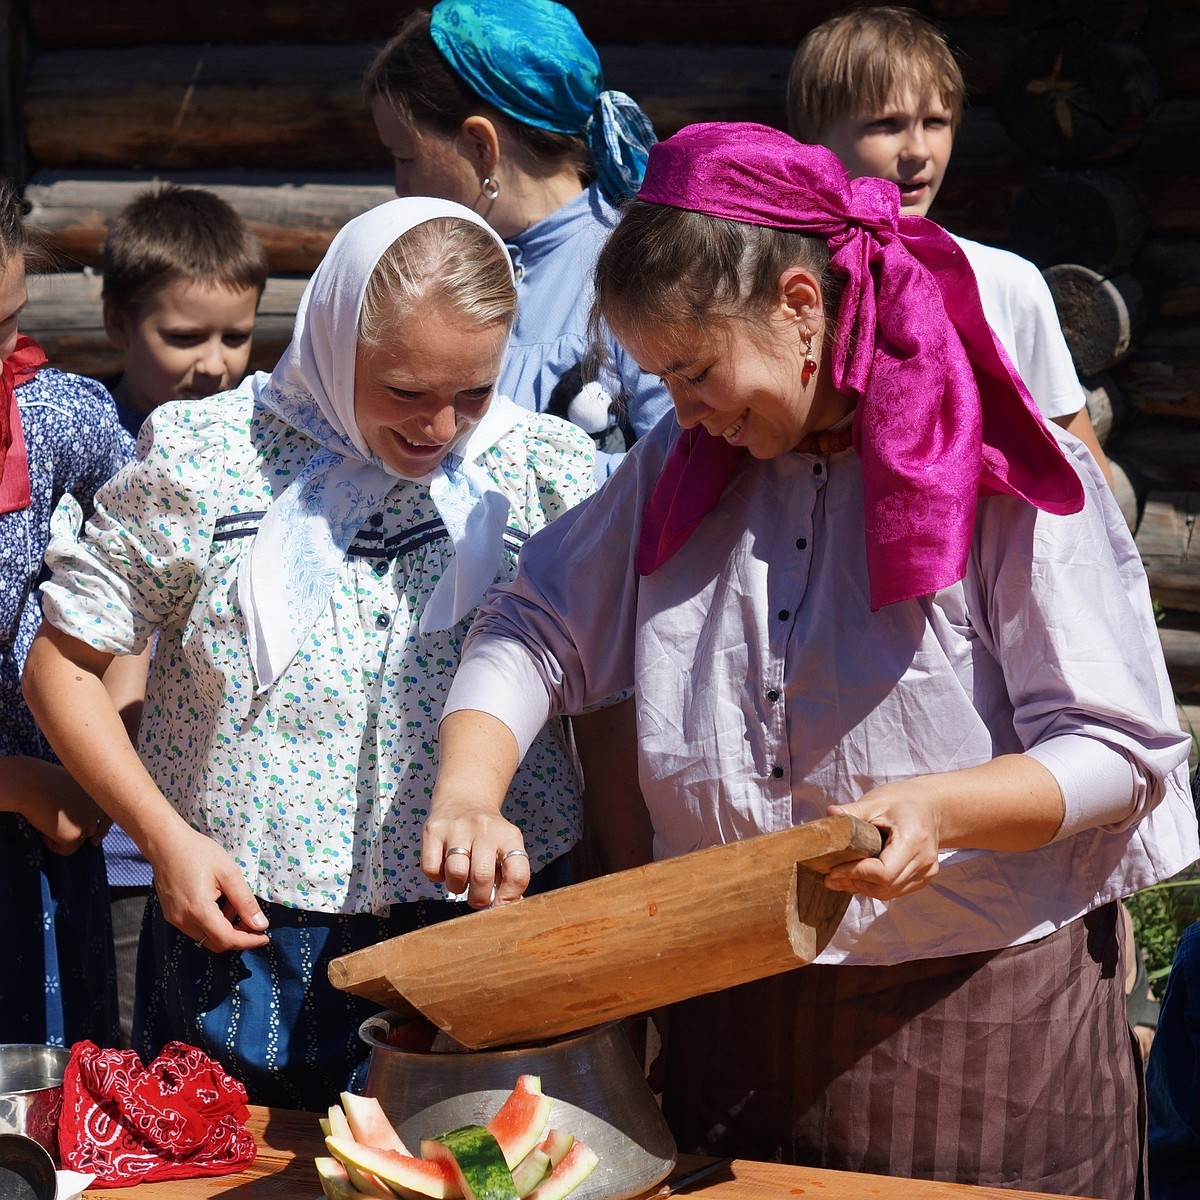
0, 335, 48, 515
57, 1040, 257, 1187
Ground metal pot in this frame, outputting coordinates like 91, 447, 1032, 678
0, 1134, 57, 1200
0, 1047, 69, 1163
359, 1013, 676, 1200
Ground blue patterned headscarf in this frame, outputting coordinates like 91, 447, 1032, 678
429, 0, 656, 203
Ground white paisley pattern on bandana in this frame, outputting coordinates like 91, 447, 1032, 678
41, 390, 595, 914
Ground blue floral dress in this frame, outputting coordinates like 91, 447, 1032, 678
0, 368, 133, 1046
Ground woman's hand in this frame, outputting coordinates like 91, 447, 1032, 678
148, 824, 270, 953
1, 755, 111, 854
421, 791, 531, 908
423, 708, 527, 908
822, 779, 944, 900
822, 754, 1066, 901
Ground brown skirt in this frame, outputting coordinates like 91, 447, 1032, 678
660, 902, 1145, 1199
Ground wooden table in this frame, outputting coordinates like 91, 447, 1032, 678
80, 1105, 1098, 1200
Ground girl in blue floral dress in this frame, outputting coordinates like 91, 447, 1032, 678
0, 181, 133, 1045
23, 197, 594, 1107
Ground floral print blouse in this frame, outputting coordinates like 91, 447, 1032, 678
41, 390, 595, 914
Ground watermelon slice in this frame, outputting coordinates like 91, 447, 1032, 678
316, 1156, 398, 1200
536, 1131, 573, 1170
522, 1142, 598, 1200
326, 1106, 398, 1198
485, 1076, 553, 1168
422, 1126, 517, 1200
326, 1135, 461, 1200
508, 1145, 550, 1198
342, 1091, 412, 1155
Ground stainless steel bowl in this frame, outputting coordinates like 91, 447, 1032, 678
360, 1013, 676, 1200
0, 1134, 57, 1200
0, 1046, 69, 1162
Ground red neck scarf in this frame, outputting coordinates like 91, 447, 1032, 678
0, 335, 48, 515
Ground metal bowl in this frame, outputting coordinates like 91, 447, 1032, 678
360, 1013, 676, 1200
0, 1134, 57, 1200
0, 1046, 69, 1162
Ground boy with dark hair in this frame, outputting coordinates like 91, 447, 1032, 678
101, 184, 268, 436
98, 183, 267, 1045
787, 6, 1112, 484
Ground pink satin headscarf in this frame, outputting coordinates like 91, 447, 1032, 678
633, 122, 1084, 609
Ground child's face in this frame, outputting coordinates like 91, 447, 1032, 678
353, 305, 508, 477
372, 99, 482, 210
0, 254, 27, 360
820, 88, 954, 217
104, 278, 258, 415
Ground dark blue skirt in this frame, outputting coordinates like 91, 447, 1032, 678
133, 856, 571, 1111
0, 814, 118, 1046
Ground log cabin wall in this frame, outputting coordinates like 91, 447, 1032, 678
9, 0, 1200, 693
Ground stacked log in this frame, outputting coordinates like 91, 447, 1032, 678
9, 0, 1200, 692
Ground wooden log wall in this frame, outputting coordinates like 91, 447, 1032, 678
8, 0, 1200, 690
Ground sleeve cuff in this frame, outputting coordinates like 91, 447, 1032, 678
1025, 736, 1140, 840
441, 634, 552, 760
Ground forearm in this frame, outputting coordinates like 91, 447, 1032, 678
433, 709, 521, 816
924, 753, 1066, 851
22, 623, 189, 865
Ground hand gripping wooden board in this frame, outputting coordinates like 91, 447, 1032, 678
328, 813, 882, 1049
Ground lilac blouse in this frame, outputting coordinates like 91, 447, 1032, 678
446, 414, 1199, 965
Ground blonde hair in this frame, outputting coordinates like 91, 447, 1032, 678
358, 216, 516, 347
787, 6, 965, 143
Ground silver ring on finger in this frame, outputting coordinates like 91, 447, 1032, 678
196, 934, 209, 950
503, 848, 529, 861
444, 847, 471, 859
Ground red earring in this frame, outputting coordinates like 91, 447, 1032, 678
801, 333, 818, 382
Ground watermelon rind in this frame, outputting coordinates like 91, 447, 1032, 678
536, 1131, 573, 1170
326, 1108, 399, 1198
316, 1156, 397, 1200
342, 1091, 412, 1155
485, 1078, 553, 1168
509, 1146, 550, 1198
422, 1126, 518, 1200
522, 1142, 599, 1200
326, 1135, 461, 1200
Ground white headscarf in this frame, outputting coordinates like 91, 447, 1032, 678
238, 196, 524, 690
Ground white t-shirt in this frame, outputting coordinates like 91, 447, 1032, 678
953, 235, 1085, 423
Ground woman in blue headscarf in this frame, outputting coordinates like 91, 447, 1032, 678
365, 0, 673, 481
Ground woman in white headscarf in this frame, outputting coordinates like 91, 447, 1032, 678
22, 197, 596, 1108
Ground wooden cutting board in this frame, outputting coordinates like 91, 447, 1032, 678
328, 814, 881, 1049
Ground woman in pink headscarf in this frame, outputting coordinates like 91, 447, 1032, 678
420, 123, 1197, 1196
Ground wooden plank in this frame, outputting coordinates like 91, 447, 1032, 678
328, 815, 881, 1049
1160, 626, 1200, 695
27, 2, 894, 48
1135, 491, 1199, 561
21, 270, 305, 378
25, 169, 394, 275
78, 1105, 1103, 1200
23, 43, 801, 171
0, 0, 28, 180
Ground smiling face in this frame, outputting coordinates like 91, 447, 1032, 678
615, 294, 854, 461
820, 87, 955, 217
104, 277, 259, 415
353, 305, 508, 476
0, 253, 28, 361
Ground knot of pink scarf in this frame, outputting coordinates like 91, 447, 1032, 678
634, 122, 1084, 608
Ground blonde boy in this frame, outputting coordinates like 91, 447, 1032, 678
787, 6, 1111, 479
101, 184, 268, 435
